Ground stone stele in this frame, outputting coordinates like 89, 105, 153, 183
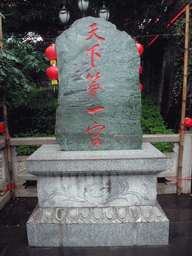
55, 17, 142, 151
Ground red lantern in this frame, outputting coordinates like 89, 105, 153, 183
136, 43, 144, 56
184, 118, 192, 128
46, 65, 58, 82
140, 83, 143, 92
139, 65, 142, 74
45, 45, 57, 60
0, 124, 5, 134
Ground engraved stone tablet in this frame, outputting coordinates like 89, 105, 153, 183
55, 17, 142, 151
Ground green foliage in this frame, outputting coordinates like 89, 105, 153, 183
0, 44, 29, 106
1, 0, 64, 38
0, 13, 5, 19
1, 0, 169, 38
141, 97, 174, 152
0, 39, 48, 112
8, 89, 58, 135
16, 145, 40, 156
151, 142, 173, 153
169, 7, 192, 104
141, 98, 173, 134
14, 130, 55, 155
13, 130, 55, 138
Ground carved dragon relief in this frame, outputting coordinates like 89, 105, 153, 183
41, 177, 151, 207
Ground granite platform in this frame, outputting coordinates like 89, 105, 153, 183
26, 143, 169, 247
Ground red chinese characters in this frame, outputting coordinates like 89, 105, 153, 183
86, 23, 105, 69
86, 121, 106, 138
86, 72, 100, 98
86, 106, 104, 114
85, 23, 106, 146
86, 121, 106, 146
91, 139, 101, 146
86, 45, 101, 69
86, 23, 105, 42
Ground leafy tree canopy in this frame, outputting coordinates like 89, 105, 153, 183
1, 0, 168, 39
0, 39, 48, 110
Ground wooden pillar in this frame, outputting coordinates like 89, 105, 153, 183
177, 3, 190, 195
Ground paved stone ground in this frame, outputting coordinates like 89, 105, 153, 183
0, 194, 192, 256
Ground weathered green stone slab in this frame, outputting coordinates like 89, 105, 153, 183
55, 17, 142, 151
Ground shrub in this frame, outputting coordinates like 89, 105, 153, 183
141, 97, 174, 152
16, 145, 40, 155
14, 130, 55, 155
8, 89, 58, 135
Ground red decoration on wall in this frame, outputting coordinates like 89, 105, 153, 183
184, 118, 192, 128
139, 65, 142, 74
45, 45, 57, 60
140, 83, 143, 92
0, 124, 5, 134
87, 106, 105, 114
46, 66, 58, 80
136, 43, 144, 56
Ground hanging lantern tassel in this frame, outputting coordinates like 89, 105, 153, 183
52, 79, 57, 92
46, 65, 58, 92
50, 60, 57, 66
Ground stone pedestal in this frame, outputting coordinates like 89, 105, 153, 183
27, 143, 169, 247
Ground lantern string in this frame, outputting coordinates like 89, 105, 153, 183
178, 127, 185, 137
168, 176, 191, 183
0, 184, 23, 193
167, 176, 191, 192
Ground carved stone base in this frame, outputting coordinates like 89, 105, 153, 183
26, 143, 169, 247
27, 203, 169, 247
37, 174, 157, 208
